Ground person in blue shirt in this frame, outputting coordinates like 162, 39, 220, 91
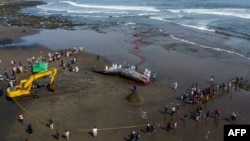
27, 123, 33, 134
133, 83, 139, 93
152, 72, 156, 81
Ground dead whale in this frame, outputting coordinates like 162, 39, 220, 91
92, 67, 151, 84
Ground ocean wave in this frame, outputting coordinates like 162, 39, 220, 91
150, 16, 214, 32
149, 16, 170, 22
71, 15, 105, 18
67, 10, 128, 14
179, 24, 215, 32
168, 8, 250, 19
124, 22, 136, 25
60, 0, 160, 12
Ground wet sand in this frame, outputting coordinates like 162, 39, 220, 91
1, 3, 250, 141
1, 26, 250, 141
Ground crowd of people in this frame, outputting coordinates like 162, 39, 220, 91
1, 48, 83, 89
1, 47, 245, 140
177, 75, 242, 123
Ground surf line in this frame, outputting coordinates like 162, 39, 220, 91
130, 36, 146, 67
158, 28, 249, 60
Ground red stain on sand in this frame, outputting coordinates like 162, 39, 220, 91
130, 36, 146, 67
130, 36, 153, 86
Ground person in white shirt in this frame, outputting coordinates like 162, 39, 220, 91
92, 127, 98, 137
171, 106, 176, 115
75, 66, 79, 73
18, 113, 24, 123
173, 82, 178, 90
64, 130, 70, 140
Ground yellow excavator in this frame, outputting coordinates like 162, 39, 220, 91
7, 68, 57, 99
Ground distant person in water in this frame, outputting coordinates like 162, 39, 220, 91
210, 75, 214, 85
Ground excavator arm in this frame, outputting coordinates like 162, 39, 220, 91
7, 68, 57, 98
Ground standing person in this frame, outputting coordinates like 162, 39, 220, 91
9, 80, 14, 89
173, 120, 178, 129
130, 131, 136, 140
166, 121, 172, 131
133, 83, 139, 93
171, 106, 176, 116
145, 124, 151, 135
4, 69, 9, 80
61, 60, 64, 67
18, 113, 24, 123
64, 130, 70, 140
135, 132, 140, 141
173, 82, 178, 90
27, 123, 33, 135
215, 108, 221, 119
92, 127, 98, 137
150, 124, 156, 133
164, 105, 168, 114
56, 130, 60, 141
151, 72, 156, 81
231, 112, 237, 123
63, 63, 66, 69
206, 111, 210, 120
176, 103, 179, 113
183, 114, 188, 121
75, 66, 79, 73
210, 75, 214, 85
0, 86, 3, 96
49, 118, 54, 130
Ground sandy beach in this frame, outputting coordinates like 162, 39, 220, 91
1, 1, 250, 141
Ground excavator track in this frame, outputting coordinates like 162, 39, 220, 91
13, 94, 39, 101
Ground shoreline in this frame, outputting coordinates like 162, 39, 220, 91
0, 26, 38, 46
1, 1, 250, 141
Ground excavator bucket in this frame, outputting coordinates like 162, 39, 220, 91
48, 82, 56, 92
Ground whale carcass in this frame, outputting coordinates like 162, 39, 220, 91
92, 64, 151, 84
